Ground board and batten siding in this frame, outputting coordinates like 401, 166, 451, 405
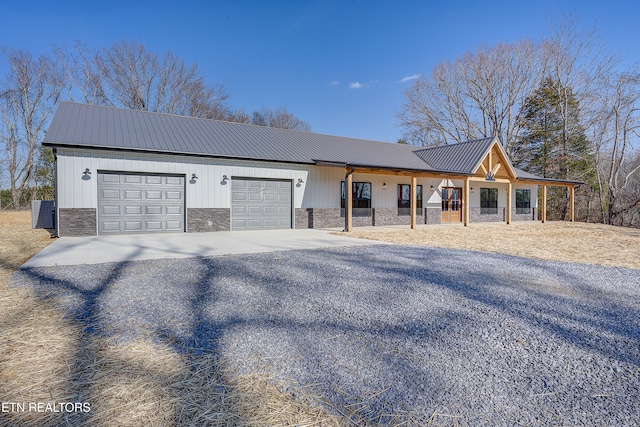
302, 167, 444, 209
55, 149, 539, 214
55, 148, 311, 210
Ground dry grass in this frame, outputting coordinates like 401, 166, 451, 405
0, 211, 344, 426
345, 221, 640, 270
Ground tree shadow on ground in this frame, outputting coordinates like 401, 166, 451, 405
10, 244, 640, 426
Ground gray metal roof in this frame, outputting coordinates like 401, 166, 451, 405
44, 102, 435, 172
513, 167, 583, 185
412, 136, 497, 174
43, 102, 578, 184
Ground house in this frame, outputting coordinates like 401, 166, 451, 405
43, 102, 581, 236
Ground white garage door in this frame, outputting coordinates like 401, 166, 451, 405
231, 178, 292, 230
97, 172, 185, 235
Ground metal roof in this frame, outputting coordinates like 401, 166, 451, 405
43, 102, 579, 184
412, 136, 497, 174
513, 167, 583, 185
43, 102, 435, 172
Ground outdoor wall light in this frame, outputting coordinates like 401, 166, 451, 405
191, 173, 198, 180
298, 178, 304, 184
382, 182, 387, 190
84, 168, 91, 175
82, 168, 92, 180
222, 175, 229, 181
471, 187, 474, 193
430, 185, 434, 189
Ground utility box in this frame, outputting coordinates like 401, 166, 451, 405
32, 200, 55, 229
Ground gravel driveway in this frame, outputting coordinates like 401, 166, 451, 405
15, 245, 640, 426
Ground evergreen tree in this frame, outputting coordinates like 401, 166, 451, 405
517, 77, 595, 220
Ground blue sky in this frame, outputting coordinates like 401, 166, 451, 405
1, 0, 639, 142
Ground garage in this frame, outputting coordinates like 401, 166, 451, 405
231, 178, 292, 230
97, 172, 185, 234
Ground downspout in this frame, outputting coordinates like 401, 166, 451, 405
343, 165, 355, 232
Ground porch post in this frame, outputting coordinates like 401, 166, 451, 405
464, 177, 470, 226
410, 175, 417, 229
506, 181, 512, 224
569, 185, 575, 222
541, 184, 547, 223
346, 170, 353, 232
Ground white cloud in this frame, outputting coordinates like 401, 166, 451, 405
349, 82, 365, 89
399, 74, 421, 83
329, 81, 340, 86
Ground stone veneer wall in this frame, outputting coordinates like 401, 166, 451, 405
511, 208, 536, 222
58, 208, 97, 236
294, 208, 345, 229
372, 208, 424, 226
470, 207, 505, 223
295, 208, 311, 229
296, 207, 434, 228
187, 208, 230, 232
425, 208, 441, 225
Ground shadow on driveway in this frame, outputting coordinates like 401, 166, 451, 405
13, 245, 640, 425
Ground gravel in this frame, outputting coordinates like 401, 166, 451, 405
14, 245, 640, 426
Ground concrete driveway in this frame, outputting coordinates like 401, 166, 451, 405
22, 229, 384, 268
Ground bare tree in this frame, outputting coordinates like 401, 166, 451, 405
58, 39, 231, 119
597, 71, 640, 225
0, 49, 64, 209
250, 107, 311, 131
397, 39, 546, 154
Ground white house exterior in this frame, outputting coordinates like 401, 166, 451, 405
44, 103, 578, 236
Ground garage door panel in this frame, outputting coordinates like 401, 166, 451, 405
231, 179, 291, 230
124, 205, 142, 215
145, 221, 162, 230
124, 190, 142, 200
146, 176, 162, 185
102, 174, 120, 183
165, 176, 182, 186
101, 189, 120, 199
101, 205, 121, 215
124, 221, 143, 231
165, 220, 183, 231
144, 205, 162, 215
166, 206, 183, 215
145, 190, 162, 200
166, 191, 183, 200
102, 221, 121, 232
98, 172, 185, 235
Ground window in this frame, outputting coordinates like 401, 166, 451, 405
397, 184, 422, 215
341, 181, 372, 217
516, 189, 531, 214
480, 188, 498, 214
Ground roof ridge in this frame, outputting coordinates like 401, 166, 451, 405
412, 136, 496, 152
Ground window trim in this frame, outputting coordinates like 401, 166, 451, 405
397, 184, 423, 215
516, 189, 531, 214
341, 181, 372, 217
480, 188, 499, 215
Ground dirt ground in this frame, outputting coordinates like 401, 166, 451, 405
346, 221, 640, 270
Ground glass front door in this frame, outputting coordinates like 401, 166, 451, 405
441, 187, 462, 222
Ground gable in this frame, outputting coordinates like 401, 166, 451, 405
472, 140, 516, 180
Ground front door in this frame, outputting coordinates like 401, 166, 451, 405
441, 187, 462, 222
